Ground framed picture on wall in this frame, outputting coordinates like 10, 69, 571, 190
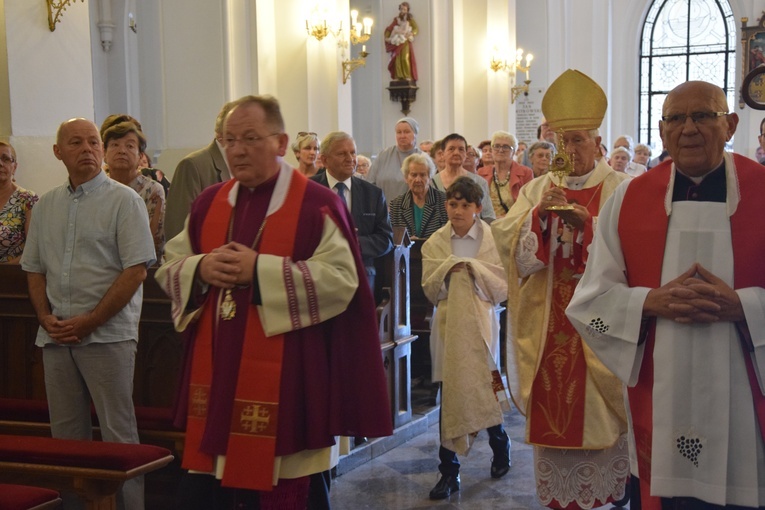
740, 14, 765, 108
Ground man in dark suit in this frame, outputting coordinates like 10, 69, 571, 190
164, 101, 235, 240
311, 131, 394, 291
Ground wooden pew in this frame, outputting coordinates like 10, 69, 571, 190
0, 398, 185, 458
375, 228, 418, 428
0, 484, 61, 510
0, 265, 183, 407
0, 265, 183, 508
0, 435, 172, 510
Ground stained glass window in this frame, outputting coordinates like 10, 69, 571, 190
639, 0, 736, 151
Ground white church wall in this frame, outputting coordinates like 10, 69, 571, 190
5, 0, 95, 195
8, 0, 765, 197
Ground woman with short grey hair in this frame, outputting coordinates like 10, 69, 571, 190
389, 153, 447, 239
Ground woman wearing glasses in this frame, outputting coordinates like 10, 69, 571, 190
292, 131, 321, 177
480, 131, 533, 218
462, 145, 482, 174
0, 142, 38, 263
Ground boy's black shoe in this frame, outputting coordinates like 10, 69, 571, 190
490, 456, 510, 479
429, 474, 460, 499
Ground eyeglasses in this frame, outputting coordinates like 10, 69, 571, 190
492, 144, 514, 152
297, 131, 317, 137
0, 155, 15, 165
224, 133, 281, 147
660, 111, 728, 127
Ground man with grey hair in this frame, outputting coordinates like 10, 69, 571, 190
368, 117, 422, 202
312, 131, 393, 291
22, 118, 156, 509
165, 100, 236, 239
389, 152, 447, 239
568, 80, 765, 507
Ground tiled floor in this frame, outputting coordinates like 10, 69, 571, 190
329, 391, 629, 510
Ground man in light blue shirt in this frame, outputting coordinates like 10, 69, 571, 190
21, 118, 156, 510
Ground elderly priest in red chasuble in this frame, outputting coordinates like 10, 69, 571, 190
156, 95, 392, 510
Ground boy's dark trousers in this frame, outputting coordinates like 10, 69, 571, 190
438, 424, 510, 476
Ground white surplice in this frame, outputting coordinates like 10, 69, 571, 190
567, 161, 765, 506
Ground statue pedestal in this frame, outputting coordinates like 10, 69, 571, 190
387, 80, 418, 115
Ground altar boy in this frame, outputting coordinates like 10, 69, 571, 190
421, 176, 510, 500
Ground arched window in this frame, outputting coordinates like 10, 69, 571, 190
639, 0, 736, 151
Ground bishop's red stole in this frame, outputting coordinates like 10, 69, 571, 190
528, 184, 602, 447
183, 172, 308, 491
617, 154, 765, 508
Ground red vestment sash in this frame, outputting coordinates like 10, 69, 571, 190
528, 185, 602, 447
183, 172, 308, 491
617, 154, 765, 508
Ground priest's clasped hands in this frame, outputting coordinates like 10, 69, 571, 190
643, 263, 745, 324
199, 242, 258, 289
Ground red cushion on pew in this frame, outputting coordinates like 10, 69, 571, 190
0, 435, 171, 472
0, 399, 50, 424
0, 483, 59, 510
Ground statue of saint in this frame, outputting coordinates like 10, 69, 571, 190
385, 2, 418, 82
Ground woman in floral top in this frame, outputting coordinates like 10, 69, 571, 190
0, 142, 39, 264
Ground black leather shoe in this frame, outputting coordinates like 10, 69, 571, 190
429, 474, 460, 500
490, 456, 510, 479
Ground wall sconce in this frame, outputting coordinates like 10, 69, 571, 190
341, 10, 373, 84
305, 8, 373, 84
306, 19, 333, 41
47, 0, 85, 32
490, 48, 534, 103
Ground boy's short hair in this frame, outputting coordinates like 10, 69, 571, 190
446, 176, 483, 205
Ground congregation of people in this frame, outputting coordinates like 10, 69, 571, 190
4, 67, 765, 510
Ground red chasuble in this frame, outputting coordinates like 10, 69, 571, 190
617, 154, 765, 508
184, 176, 306, 489
178, 170, 393, 491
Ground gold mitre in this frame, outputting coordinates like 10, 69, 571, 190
541, 69, 607, 131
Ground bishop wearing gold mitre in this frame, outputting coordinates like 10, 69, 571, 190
492, 69, 631, 509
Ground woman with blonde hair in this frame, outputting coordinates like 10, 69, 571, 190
292, 131, 320, 177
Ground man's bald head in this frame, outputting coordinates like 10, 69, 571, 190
53, 118, 104, 188
659, 81, 738, 177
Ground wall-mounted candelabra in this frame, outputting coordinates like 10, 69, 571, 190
306, 8, 373, 84
490, 48, 534, 103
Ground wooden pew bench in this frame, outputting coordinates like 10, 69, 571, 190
0, 435, 173, 510
0, 398, 185, 458
0, 484, 61, 510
